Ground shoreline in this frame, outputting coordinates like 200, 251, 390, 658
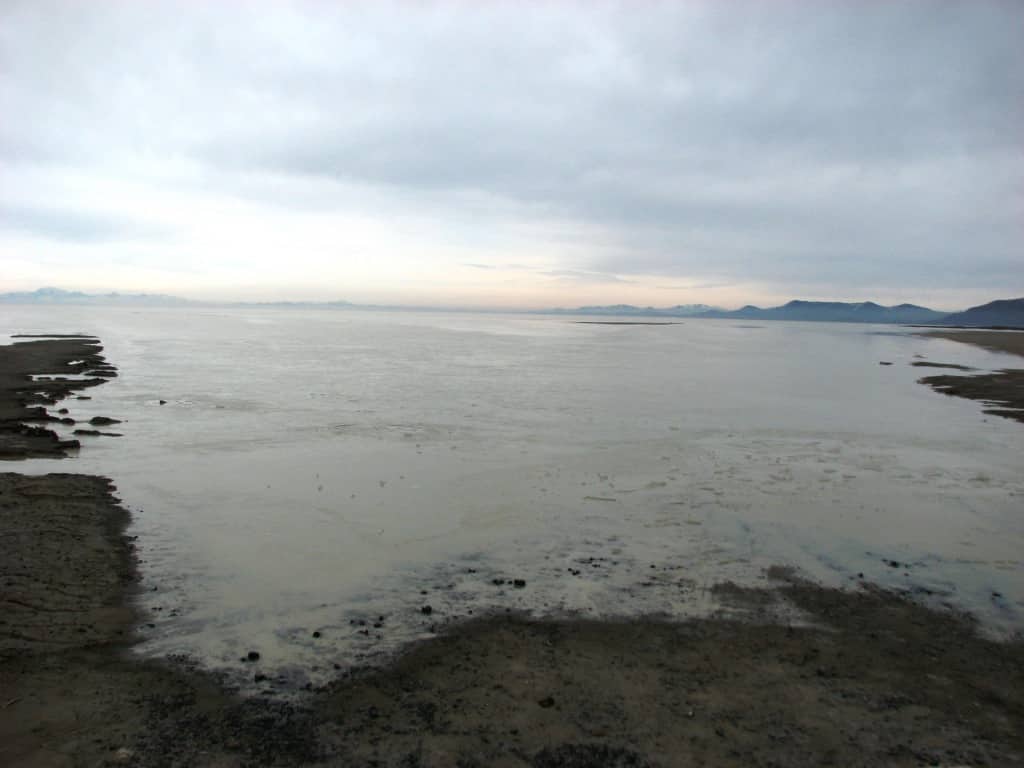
1, 337, 1023, 766
916, 329, 1024, 424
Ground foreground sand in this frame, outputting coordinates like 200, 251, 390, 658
2, 337, 1023, 766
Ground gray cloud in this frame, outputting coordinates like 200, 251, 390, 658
1, 0, 1021, 300
0, 203, 170, 244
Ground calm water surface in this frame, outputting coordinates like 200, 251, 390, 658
4, 306, 1022, 688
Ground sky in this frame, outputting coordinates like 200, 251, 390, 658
1, 1, 1022, 310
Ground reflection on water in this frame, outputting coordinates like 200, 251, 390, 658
3, 306, 1023, 689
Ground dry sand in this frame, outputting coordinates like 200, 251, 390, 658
2, 337, 1023, 767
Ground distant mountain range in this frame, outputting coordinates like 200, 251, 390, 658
697, 300, 946, 324
3, 288, 1023, 327
0, 287, 191, 306
548, 298, 1024, 326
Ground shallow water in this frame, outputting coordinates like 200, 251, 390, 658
4, 306, 1022, 688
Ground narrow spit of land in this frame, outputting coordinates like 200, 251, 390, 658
1, 336, 1022, 767
917, 330, 1024, 424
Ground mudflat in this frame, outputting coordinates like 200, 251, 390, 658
2, 337, 1023, 767
0, 335, 117, 458
921, 329, 1024, 358
917, 330, 1024, 423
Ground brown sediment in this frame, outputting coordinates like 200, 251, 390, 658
911, 331, 1024, 424
919, 329, 1024, 358
1, 339, 1023, 766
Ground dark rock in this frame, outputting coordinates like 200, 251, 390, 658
537, 696, 555, 709
312, 631, 321, 638
58, 408, 69, 414
421, 605, 433, 615
159, 400, 167, 405
513, 579, 526, 588
246, 651, 260, 662
89, 416, 122, 426
492, 578, 505, 586
254, 673, 267, 683
59, 417, 75, 425
879, 361, 893, 366
75, 395, 91, 400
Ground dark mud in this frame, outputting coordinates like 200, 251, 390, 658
0, 336, 118, 457
916, 330, 1024, 424
918, 369, 1024, 424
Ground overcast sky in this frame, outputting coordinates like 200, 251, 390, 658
2, 1, 1021, 309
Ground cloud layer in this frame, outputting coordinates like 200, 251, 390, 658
2, 0, 1021, 307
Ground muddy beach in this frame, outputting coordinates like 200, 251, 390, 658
2, 336, 1023, 767
917, 330, 1024, 424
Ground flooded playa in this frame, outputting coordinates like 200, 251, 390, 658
4, 306, 1023, 689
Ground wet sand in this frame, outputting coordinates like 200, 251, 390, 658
2, 337, 1023, 766
917, 330, 1024, 424
920, 330, 1024, 358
